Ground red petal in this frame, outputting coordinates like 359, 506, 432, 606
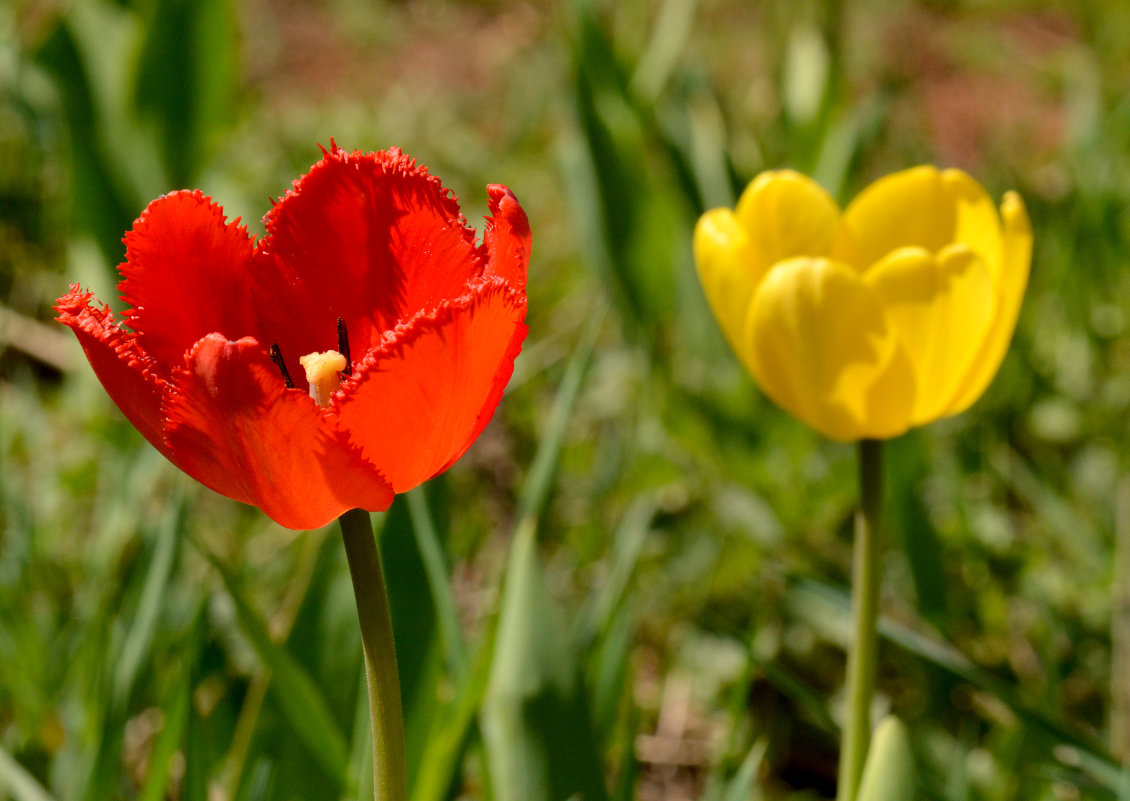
55, 285, 173, 458
330, 280, 527, 493
254, 147, 488, 366
481, 184, 531, 291
163, 335, 394, 529
119, 191, 263, 366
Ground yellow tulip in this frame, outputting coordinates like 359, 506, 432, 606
694, 166, 1032, 441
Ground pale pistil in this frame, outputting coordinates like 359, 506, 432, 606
300, 349, 347, 407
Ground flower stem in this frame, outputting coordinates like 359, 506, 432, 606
836, 438, 883, 801
1113, 478, 1130, 765
339, 508, 407, 801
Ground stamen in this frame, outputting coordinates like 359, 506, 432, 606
300, 350, 347, 407
337, 317, 352, 376
269, 344, 295, 389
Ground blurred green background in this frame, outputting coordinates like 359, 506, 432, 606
3, 0, 1130, 799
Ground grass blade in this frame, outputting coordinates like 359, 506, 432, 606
113, 497, 183, 706
481, 299, 609, 801
410, 622, 498, 801
794, 578, 1122, 788
516, 302, 605, 523
202, 546, 350, 783
0, 745, 56, 801
481, 519, 609, 801
406, 486, 467, 679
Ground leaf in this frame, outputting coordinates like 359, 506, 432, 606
566, 3, 679, 331
577, 495, 655, 648
377, 499, 443, 792
34, 12, 137, 265
409, 623, 498, 801
343, 666, 374, 801
406, 485, 468, 680
783, 25, 830, 128
707, 739, 767, 801
0, 744, 57, 801
137, 618, 198, 801
577, 497, 655, 742
204, 549, 350, 783
884, 432, 948, 624
478, 292, 612, 801
630, 0, 699, 102
481, 521, 609, 801
516, 302, 605, 523
134, 0, 237, 183
856, 717, 915, 801
113, 496, 183, 706
793, 579, 1123, 789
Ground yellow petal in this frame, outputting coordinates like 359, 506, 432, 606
747, 257, 916, 441
946, 191, 1032, 414
693, 208, 761, 364
735, 170, 841, 266
835, 166, 1003, 274
865, 245, 995, 425
695, 171, 840, 367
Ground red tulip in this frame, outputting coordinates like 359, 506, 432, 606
57, 144, 530, 530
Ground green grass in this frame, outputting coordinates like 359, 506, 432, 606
4, 0, 1130, 798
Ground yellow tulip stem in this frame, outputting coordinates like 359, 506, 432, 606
837, 438, 883, 801
339, 508, 407, 801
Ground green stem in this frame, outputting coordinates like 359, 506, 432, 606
1113, 478, 1130, 765
339, 508, 407, 801
837, 439, 883, 801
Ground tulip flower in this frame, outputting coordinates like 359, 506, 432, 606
57, 144, 530, 530
695, 165, 1031, 801
694, 165, 1031, 441
59, 144, 530, 801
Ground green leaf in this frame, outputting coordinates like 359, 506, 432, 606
377, 498, 443, 793
35, 13, 138, 265
712, 740, 767, 801
205, 549, 350, 783
113, 497, 183, 706
566, 4, 679, 331
577, 497, 655, 742
344, 667, 374, 801
783, 24, 830, 128
885, 432, 948, 624
516, 302, 605, 523
406, 485, 468, 679
577, 496, 655, 649
0, 744, 57, 801
410, 622, 498, 801
137, 623, 197, 801
479, 293, 611, 801
794, 579, 1123, 789
856, 717, 915, 801
481, 521, 609, 801
134, 0, 237, 183
629, 0, 698, 102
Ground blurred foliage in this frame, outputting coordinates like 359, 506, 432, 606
3, 0, 1130, 799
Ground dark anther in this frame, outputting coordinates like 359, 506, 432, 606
269, 343, 295, 389
337, 317, 352, 376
